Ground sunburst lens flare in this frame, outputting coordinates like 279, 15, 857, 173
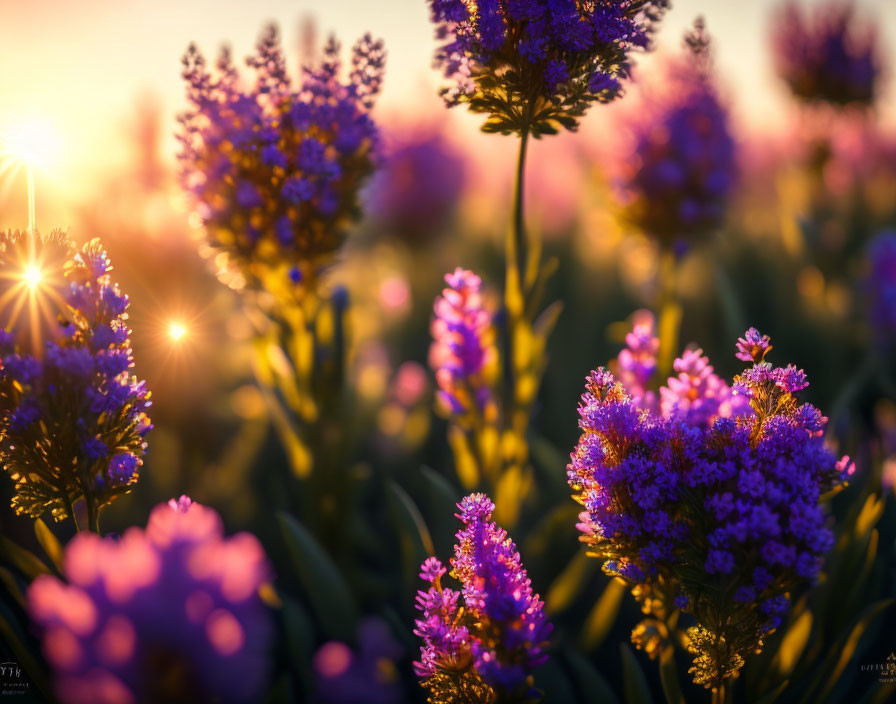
168, 321, 188, 343
22, 264, 42, 290
0, 117, 62, 172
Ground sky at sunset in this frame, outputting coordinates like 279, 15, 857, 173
0, 0, 894, 230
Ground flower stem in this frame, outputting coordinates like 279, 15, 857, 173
512, 127, 530, 281
656, 247, 682, 380
86, 495, 100, 534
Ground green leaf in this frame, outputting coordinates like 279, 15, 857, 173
562, 645, 619, 704
813, 599, 894, 704
580, 577, 627, 652
33, 518, 64, 573
386, 480, 435, 598
281, 596, 315, 701
536, 658, 578, 704
277, 512, 359, 641
0, 566, 26, 608
545, 549, 596, 616
753, 679, 790, 704
420, 465, 459, 555
620, 643, 653, 704
659, 646, 684, 704
387, 481, 434, 558
0, 536, 50, 580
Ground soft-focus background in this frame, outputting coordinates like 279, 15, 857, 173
1, 0, 896, 702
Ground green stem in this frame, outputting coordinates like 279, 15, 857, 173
63, 494, 79, 532
656, 247, 682, 380
711, 683, 726, 704
86, 495, 99, 534
512, 127, 530, 284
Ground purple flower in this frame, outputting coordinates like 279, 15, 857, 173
414, 493, 552, 701
428, 0, 668, 134
614, 309, 659, 412
0, 232, 151, 522
569, 329, 850, 688
617, 21, 735, 249
429, 268, 497, 419
27, 498, 273, 704
772, 0, 882, 108
736, 328, 772, 362
178, 25, 385, 288
660, 348, 747, 428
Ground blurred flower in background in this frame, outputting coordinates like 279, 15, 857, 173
865, 230, 896, 347
28, 496, 273, 704
366, 123, 466, 246
615, 20, 736, 254
312, 618, 403, 704
772, 0, 882, 109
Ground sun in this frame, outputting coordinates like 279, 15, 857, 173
167, 320, 188, 343
0, 117, 62, 171
23, 264, 43, 290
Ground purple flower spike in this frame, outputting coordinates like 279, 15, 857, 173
178, 25, 385, 288
617, 21, 735, 249
28, 498, 273, 704
428, 0, 668, 134
772, 0, 882, 108
414, 493, 552, 702
0, 231, 151, 522
429, 268, 496, 420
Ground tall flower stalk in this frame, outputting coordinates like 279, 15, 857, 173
428, 0, 667, 525
178, 25, 386, 538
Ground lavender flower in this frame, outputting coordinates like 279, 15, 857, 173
415, 493, 552, 703
772, 0, 882, 108
428, 0, 668, 135
865, 231, 896, 346
0, 231, 151, 523
659, 348, 747, 427
27, 497, 273, 704
569, 329, 851, 688
613, 309, 659, 413
367, 126, 466, 244
178, 24, 385, 288
617, 20, 736, 250
429, 269, 497, 421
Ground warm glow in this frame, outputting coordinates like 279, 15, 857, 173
23, 264, 43, 290
1, 117, 62, 171
167, 321, 188, 342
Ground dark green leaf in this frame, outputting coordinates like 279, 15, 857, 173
277, 511, 359, 641
33, 518, 64, 573
620, 643, 653, 704
0, 536, 50, 580
281, 596, 315, 701
562, 644, 620, 704
658, 646, 684, 704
